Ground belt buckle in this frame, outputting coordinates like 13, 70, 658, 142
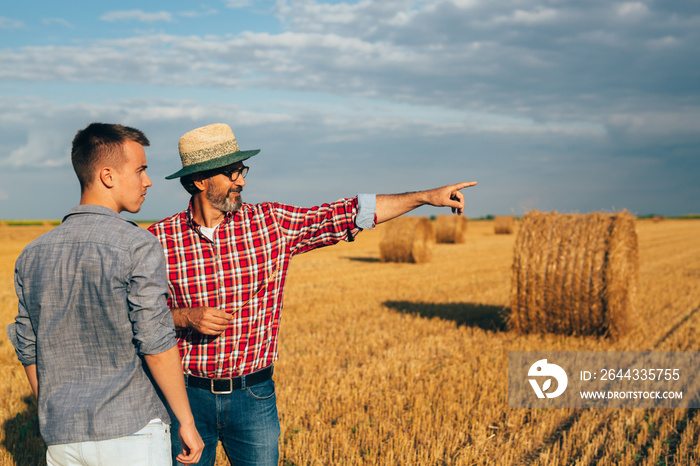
211, 377, 233, 395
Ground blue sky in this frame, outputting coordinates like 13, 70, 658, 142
1, 0, 699, 220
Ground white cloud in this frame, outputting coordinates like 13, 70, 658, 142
385, 10, 416, 27
100, 10, 173, 23
647, 35, 679, 49
573, 30, 624, 47
1, 129, 69, 168
224, 0, 254, 7
178, 9, 218, 18
607, 111, 700, 140
0, 16, 24, 29
493, 7, 559, 25
451, 0, 481, 9
276, 0, 422, 34
42, 18, 74, 28
616, 2, 649, 19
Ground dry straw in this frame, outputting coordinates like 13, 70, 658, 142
494, 216, 515, 234
379, 216, 435, 263
433, 215, 468, 243
509, 210, 638, 339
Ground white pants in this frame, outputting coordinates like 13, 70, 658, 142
47, 420, 171, 466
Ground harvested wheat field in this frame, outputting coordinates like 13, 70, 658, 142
494, 215, 515, 235
1, 218, 700, 465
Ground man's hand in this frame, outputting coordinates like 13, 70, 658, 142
177, 421, 205, 464
375, 181, 477, 223
422, 181, 478, 215
172, 307, 233, 335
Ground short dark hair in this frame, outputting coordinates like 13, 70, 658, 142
71, 123, 150, 192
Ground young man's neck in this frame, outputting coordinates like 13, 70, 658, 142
80, 189, 121, 213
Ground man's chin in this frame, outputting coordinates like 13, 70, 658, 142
122, 202, 143, 214
221, 199, 242, 214
230, 195, 242, 212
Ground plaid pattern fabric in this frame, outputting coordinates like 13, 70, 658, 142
148, 197, 362, 378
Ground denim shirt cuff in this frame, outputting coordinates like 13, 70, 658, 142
356, 194, 376, 230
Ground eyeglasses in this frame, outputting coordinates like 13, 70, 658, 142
219, 165, 249, 182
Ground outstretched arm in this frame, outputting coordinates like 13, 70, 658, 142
375, 181, 477, 224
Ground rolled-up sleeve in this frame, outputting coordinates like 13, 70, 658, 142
356, 193, 377, 230
8, 261, 37, 367
127, 236, 177, 355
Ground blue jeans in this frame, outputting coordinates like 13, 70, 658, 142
169, 377, 280, 466
46, 420, 171, 466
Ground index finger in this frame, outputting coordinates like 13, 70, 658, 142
453, 181, 477, 190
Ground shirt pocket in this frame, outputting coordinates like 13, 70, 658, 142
232, 252, 278, 308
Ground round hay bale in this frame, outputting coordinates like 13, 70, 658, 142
494, 216, 515, 234
433, 215, 468, 243
379, 216, 435, 263
509, 210, 638, 339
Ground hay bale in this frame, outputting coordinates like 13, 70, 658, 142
494, 216, 515, 234
509, 210, 638, 339
434, 215, 468, 243
379, 216, 435, 263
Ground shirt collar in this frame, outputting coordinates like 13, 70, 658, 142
62, 204, 138, 226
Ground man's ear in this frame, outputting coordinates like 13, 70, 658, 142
99, 167, 115, 188
193, 176, 207, 192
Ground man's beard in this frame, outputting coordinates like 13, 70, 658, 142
206, 184, 242, 213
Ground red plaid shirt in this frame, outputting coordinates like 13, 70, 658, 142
148, 197, 364, 378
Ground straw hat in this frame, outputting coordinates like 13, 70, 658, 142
165, 123, 260, 179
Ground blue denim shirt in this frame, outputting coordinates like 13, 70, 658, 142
6, 205, 177, 445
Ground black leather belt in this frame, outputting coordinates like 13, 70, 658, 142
186, 366, 274, 394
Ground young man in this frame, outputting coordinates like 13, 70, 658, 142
7, 123, 204, 466
149, 123, 476, 465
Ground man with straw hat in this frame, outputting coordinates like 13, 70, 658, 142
149, 122, 476, 465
